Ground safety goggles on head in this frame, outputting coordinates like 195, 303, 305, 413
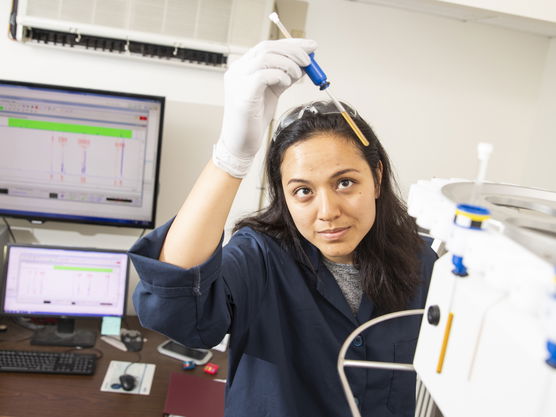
272, 100, 358, 142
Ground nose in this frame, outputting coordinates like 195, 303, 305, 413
317, 190, 341, 222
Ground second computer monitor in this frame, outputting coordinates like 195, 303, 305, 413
0, 243, 129, 347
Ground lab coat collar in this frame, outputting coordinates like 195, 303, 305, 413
298, 236, 375, 325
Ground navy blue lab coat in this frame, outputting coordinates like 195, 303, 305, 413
130, 220, 437, 417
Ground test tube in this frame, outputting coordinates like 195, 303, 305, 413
268, 13, 369, 147
325, 89, 369, 147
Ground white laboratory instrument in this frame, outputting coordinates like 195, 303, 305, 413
408, 178, 556, 417
338, 174, 556, 417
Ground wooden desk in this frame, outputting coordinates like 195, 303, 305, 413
0, 316, 227, 417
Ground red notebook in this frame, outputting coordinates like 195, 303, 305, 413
163, 372, 225, 417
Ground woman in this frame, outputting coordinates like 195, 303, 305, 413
130, 39, 436, 417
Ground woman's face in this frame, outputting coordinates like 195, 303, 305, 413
280, 134, 381, 264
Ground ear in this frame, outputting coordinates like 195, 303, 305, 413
374, 161, 383, 199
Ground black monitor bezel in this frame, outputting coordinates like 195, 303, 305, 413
0, 79, 165, 229
0, 243, 130, 320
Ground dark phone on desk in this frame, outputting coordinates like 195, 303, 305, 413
157, 340, 213, 365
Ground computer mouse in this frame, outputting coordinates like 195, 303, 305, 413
119, 374, 137, 391
121, 329, 143, 352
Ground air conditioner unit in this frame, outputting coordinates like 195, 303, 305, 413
9, 0, 275, 70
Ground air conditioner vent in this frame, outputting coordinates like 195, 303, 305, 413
24, 27, 228, 67
10, 0, 274, 69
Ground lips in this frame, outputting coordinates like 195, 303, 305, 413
318, 227, 350, 240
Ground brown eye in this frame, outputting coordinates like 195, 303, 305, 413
338, 179, 354, 190
293, 187, 312, 198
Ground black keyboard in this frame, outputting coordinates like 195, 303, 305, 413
0, 349, 96, 375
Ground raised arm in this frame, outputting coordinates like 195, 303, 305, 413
159, 39, 317, 269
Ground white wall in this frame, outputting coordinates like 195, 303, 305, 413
524, 37, 556, 191
1, 0, 554, 314
280, 0, 552, 194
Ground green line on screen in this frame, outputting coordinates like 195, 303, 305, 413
8, 118, 132, 138
54, 266, 113, 273
0, 106, 4, 110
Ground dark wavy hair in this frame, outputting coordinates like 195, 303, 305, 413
234, 103, 422, 313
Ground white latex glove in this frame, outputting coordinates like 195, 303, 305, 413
213, 38, 318, 178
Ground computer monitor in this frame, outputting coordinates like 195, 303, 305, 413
0, 243, 129, 347
0, 79, 164, 228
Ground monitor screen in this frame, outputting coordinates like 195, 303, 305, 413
1, 244, 130, 347
1, 244, 129, 317
0, 80, 164, 228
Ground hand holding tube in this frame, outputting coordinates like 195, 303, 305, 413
213, 38, 317, 178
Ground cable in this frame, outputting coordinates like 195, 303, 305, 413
137, 228, 147, 240
123, 351, 142, 374
0, 335, 32, 344
11, 317, 42, 331
64, 346, 104, 359
0, 318, 34, 343
2, 217, 17, 243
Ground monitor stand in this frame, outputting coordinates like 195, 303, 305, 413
30, 318, 96, 348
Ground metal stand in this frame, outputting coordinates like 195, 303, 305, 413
337, 309, 425, 417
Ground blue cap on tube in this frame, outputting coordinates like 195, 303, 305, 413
305, 53, 330, 90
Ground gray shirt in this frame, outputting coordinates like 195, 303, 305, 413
322, 257, 363, 315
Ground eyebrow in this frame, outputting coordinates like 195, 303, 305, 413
286, 168, 361, 186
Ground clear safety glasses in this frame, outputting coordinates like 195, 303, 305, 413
272, 100, 359, 142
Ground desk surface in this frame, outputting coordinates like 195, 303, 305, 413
0, 316, 228, 417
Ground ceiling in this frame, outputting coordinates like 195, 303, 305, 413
348, 0, 556, 37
